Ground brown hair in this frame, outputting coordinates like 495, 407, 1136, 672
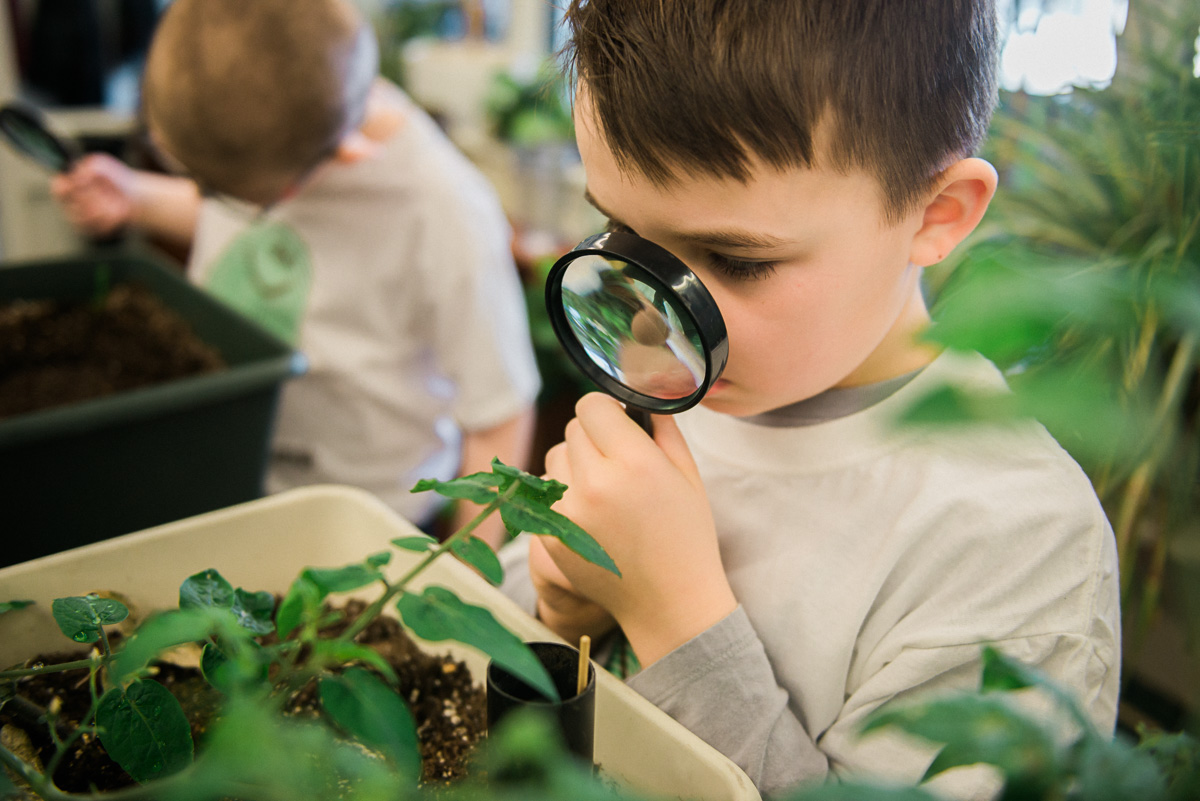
142, 0, 377, 204
563, 1, 999, 221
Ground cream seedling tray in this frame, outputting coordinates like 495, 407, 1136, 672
0, 485, 759, 801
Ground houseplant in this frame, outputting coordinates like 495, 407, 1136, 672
780, 646, 1200, 801
0, 251, 305, 566
903, 0, 1200, 720
0, 461, 759, 801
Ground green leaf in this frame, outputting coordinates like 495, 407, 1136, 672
1072, 734, 1169, 801
391, 535, 437, 553
499, 494, 620, 576
111, 607, 242, 684
276, 575, 321, 639
864, 695, 1058, 786
51, 595, 129, 644
396, 586, 559, 702
230, 588, 276, 635
179, 569, 234, 610
451, 536, 505, 585
96, 679, 194, 781
491, 458, 567, 505
1137, 729, 1200, 801
301, 560, 387, 596
201, 641, 268, 694
412, 471, 502, 504
979, 646, 1038, 692
308, 640, 398, 684
0, 600, 33, 615
319, 667, 421, 780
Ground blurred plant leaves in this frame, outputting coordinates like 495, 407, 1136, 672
97, 678, 194, 782
319, 667, 421, 781
396, 586, 558, 702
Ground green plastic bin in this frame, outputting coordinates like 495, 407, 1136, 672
0, 253, 306, 566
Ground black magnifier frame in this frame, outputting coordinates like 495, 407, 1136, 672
0, 102, 81, 173
545, 230, 729, 419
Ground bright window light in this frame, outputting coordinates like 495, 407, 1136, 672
998, 0, 1128, 95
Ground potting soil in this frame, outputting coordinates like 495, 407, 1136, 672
0, 599, 486, 793
0, 282, 226, 419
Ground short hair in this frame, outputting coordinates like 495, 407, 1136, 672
142, 0, 377, 203
563, 0, 999, 222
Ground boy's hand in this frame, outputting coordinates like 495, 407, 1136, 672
540, 392, 737, 667
50, 153, 136, 237
529, 535, 617, 645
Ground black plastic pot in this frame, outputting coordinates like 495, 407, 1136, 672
487, 641, 596, 762
0, 252, 305, 565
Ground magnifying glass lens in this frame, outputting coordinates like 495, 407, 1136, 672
560, 255, 705, 400
546, 231, 728, 416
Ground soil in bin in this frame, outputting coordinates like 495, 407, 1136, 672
0, 600, 486, 793
0, 282, 226, 419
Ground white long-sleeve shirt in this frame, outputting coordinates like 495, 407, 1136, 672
501, 350, 1120, 798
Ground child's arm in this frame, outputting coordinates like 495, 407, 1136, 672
50, 153, 201, 251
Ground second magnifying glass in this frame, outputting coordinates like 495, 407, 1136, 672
545, 230, 728, 433
0, 102, 81, 173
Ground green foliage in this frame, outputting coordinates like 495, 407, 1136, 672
784, 648, 1200, 801
51, 595, 128, 644
0, 459, 628, 800
96, 679, 194, 782
484, 63, 575, 147
397, 586, 558, 702
319, 667, 421, 781
915, 1, 1200, 660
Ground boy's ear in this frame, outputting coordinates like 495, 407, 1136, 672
908, 158, 998, 267
333, 129, 381, 165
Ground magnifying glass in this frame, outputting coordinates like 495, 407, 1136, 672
545, 230, 728, 433
0, 102, 82, 173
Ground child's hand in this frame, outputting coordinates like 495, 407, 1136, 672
529, 535, 617, 645
50, 153, 136, 237
540, 392, 738, 667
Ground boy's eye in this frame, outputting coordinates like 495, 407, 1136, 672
707, 252, 779, 282
602, 218, 778, 281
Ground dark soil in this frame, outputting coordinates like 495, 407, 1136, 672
0, 282, 226, 419
0, 600, 485, 793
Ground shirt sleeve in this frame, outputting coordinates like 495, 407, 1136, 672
625, 606, 828, 795
628, 611, 1116, 800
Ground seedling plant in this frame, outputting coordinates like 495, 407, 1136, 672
0, 459, 620, 801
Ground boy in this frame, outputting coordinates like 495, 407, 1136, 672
500, 1, 1120, 797
51, 0, 540, 547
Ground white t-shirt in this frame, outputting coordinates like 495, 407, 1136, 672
501, 350, 1119, 798
189, 92, 540, 524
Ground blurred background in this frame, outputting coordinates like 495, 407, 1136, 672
0, 0, 1196, 742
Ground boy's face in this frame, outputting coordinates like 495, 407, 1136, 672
574, 91, 936, 418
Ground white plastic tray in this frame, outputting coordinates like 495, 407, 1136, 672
0, 485, 759, 800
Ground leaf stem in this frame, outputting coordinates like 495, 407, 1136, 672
341, 482, 519, 643
0, 658, 97, 679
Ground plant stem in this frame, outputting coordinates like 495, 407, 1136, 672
0, 658, 96, 679
341, 483, 519, 643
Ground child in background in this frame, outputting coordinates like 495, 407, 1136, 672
51, 0, 540, 547
499, 1, 1120, 797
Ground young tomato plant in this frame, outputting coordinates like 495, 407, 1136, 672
0, 459, 622, 801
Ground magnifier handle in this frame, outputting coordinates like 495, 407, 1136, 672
625, 406, 654, 435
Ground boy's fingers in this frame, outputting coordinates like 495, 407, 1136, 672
573, 392, 649, 457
